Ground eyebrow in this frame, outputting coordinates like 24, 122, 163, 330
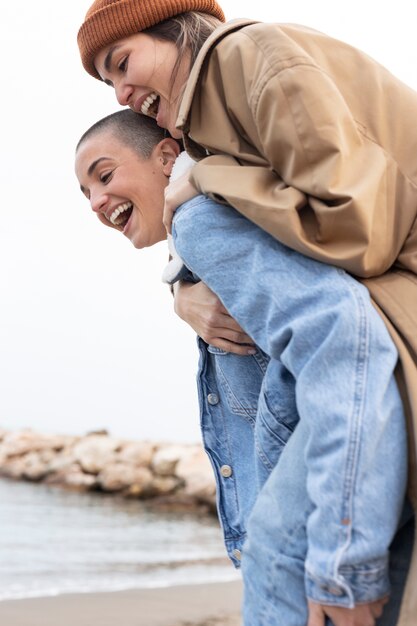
87, 156, 110, 177
78, 156, 112, 194
104, 45, 121, 73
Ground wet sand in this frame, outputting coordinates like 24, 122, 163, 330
0, 580, 242, 626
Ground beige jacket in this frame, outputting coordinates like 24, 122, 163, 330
177, 20, 417, 624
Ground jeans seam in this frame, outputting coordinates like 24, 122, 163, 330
254, 430, 275, 472
252, 349, 270, 374
333, 274, 370, 594
262, 386, 298, 430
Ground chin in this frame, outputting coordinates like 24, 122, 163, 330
127, 233, 145, 249
170, 127, 182, 140
132, 237, 154, 250
131, 230, 166, 249
132, 239, 146, 249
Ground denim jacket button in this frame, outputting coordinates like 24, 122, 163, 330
220, 464, 233, 478
232, 549, 242, 561
207, 393, 219, 405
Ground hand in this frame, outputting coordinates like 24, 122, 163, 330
174, 281, 256, 355
307, 597, 389, 626
163, 173, 198, 234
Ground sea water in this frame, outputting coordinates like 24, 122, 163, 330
0, 478, 239, 600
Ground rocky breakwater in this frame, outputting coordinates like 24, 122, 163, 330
0, 428, 216, 513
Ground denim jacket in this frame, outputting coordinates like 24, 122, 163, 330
171, 195, 407, 607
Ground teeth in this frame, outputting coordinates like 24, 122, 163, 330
141, 92, 158, 117
109, 202, 132, 226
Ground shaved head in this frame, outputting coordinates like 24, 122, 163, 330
77, 109, 175, 159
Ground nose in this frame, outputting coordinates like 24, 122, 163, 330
90, 189, 109, 215
115, 80, 133, 107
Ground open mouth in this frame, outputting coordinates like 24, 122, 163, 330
109, 202, 133, 229
141, 92, 160, 118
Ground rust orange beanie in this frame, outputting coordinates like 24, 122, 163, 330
78, 0, 225, 80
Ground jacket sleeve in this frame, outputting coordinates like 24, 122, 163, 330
190, 62, 404, 277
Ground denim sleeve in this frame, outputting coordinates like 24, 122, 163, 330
172, 196, 407, 607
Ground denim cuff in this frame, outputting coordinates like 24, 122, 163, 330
305, 559, 390, 608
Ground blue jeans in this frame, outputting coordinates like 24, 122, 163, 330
172, 196, 409, 616
241, 416, 413, 625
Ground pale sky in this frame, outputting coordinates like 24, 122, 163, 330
0, 1, 415, 443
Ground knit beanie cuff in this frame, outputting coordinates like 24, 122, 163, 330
78, 0, 225, 79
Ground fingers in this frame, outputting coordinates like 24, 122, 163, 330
207, 337, 258, 356
163, 175, 198, 234
220, 330, 255, 345
196, 318, 255, 348
307, 601, 326, 626
173, 281, 256, 348
197, 321, 255, 351
163, 180, 179, 235
369, 596, 389, 620
163, 202, 175, 235
215, 315, 254, 344
316, 597, 389, 626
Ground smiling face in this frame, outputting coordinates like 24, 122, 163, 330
94, 34, 190, 139
75, 129, 179, 249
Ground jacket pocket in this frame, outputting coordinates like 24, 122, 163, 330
207, 345, 269, 422
255, 360, 299, 472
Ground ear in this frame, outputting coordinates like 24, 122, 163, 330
153, 138, 181, 176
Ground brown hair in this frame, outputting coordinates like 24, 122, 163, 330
144, 12, 222, 86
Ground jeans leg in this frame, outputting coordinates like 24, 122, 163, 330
241, 418, 413, 626
241, 419, 312, 626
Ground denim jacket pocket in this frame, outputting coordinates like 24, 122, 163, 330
207, 345, 269, 423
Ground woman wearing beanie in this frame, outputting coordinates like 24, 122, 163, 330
77, 2, 417, 624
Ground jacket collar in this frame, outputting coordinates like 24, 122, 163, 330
176, 18, 258, 134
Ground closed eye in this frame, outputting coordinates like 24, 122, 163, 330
100, 171, 113, 183
118, 56, 128, 72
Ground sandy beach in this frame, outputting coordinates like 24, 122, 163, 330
0, 580, 242, 626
